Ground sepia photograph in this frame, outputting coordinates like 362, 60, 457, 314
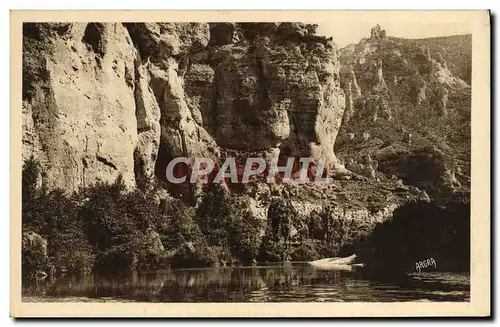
10, 10, 490, 317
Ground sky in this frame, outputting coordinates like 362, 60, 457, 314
317, 21, 472, 48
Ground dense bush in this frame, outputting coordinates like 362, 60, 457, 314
266, 197, 296, 242
21, 244, 49, 279
289, 239, 321, 261
21, 158, 43, 230
195, 184, 263, 264
21, 158, 269, 275
22, 158, 93, 275
78, 177, 147, 272
158, 197, 204, 248
21, 158, 205, 275
355, 199, 470, 273
161, 194, 221, 268
258, 198, 299, 262
169, 243, 218, 268
308, 210, 326, 240
41, 189, 93, 273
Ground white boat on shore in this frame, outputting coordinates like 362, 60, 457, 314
308, 254, 365, 271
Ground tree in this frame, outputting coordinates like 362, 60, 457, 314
227, 198, 263, 263
22, 158, 93, 275
195, 183, 232, 246
22, 157, 43, 230
267, 197, 296, 242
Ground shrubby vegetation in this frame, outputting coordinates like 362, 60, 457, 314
22, 159, 92, 277
22, 157, 470, 279
22, 158, 265, 278
196, 184, 263, 265
258, 198, 297, 262
258, 198, 376, 263
353, 198, 470, 274
25, 156, 367, 275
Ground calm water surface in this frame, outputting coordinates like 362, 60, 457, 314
23, 263, 469, 302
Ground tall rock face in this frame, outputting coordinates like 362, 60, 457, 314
23, 23, 139, 191
22, 22, 346, 192
207, 23, 345, 164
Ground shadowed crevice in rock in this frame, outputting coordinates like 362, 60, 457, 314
122, 23, 158, 62
82, 23, 106, 57
23, 23, 43, 41
96, 155, 118, 170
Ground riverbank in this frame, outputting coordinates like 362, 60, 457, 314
22, 296, 135, 303
22, 158, 470, 279
21, 266, 470, 303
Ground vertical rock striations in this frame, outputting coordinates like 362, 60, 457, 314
23, 23, 138, 191
22, 22, 346, 192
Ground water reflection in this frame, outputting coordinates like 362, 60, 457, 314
22, 263, 469, 302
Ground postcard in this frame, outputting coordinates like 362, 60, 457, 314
10, 10, 490, 317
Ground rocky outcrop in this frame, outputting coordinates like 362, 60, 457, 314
212, 24, 345, 165
23, 23, 139, 191
21, 22, 471, 272
23, 22, 346, 194
339, 25, 470, 123
370, 24, 387, 41
335, 25, 470, 203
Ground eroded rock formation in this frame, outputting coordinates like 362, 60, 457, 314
335, 25, 470, 204
23, 23, 139, 191
339, 25, 470, 123
23, 22, 346, 193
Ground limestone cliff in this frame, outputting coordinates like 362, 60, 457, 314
339, 25, 470, 123
21, 23, 471, 272
22, 22, 346, 193
335, 25, 471, 204
23, 23, 139, 191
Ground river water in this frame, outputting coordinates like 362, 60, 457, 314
22, 262, 469, 302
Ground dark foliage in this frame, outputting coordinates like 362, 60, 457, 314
22, 158, 268, 275
22, 157, 93, 275
195, 184, 263, 264
21, 246, 49, 279
356, 199, 470, 273
195, 184, 233, 246
266, 197, 296, 242
258, 198, 298, 262
289, 239, 321, 261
